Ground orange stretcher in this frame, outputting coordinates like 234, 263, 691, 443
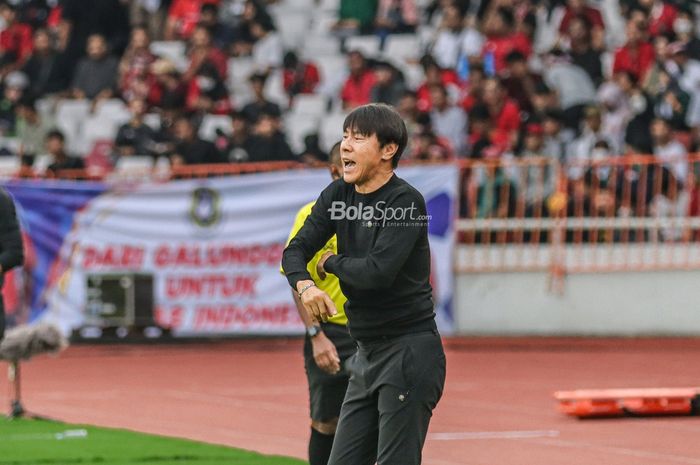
554, 388, 700, 418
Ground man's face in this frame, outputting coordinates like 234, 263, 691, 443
34, 31, 50, 53
651, 119, 669, 142
131, 28, 149, 49
46, 136, 63, 155
483, 80, 501, 106
174, 120, 194, 140
191, 27, 211, 48
348, 53, 365, 74
340, 130, 389, 185
129, 99, 146, 118
87, 36, 107, 59
430, 88, 447, 109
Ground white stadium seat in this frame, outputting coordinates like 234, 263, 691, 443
95, 99, 131, 125
55, 99, 90, 154
112, 155, 155, 181
383, 35, 422, 64
302, 34, 341, 58
346, 35, 381, 58
284, 113, 320, 154
290, 94, 327, 117
319, 112, 347, 152
274, 11, 309, 50
0, 156, 20, 178
77, 116, 120, 155
264, 69, 290, 109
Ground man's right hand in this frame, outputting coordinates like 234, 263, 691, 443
311, 332, 341, 374
297, 280, 337, 323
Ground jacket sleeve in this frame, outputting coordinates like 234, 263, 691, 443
281, 183, 337, 290
0, 190, 24, 272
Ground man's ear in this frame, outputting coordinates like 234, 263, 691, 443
381, 143, 398, 163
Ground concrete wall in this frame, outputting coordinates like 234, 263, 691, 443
455, 269, 700, 336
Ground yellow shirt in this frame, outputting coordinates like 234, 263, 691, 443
282, 201, 348, 325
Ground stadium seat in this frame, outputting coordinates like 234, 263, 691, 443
77, 117, 120, 155
32, 153, 53, 175
319, 111, 348, 152
284, 113, 320, 153
383, 35, 422, 64
316, 55, 348, 97
290, 94, 328, 117
0, 156, 20, 178
275, 0, 315, 11
318, 0, 340, 12
274, 11, 309, 50
227, 57, 255, 101
35, 98, 54, 120
112, 155, 155, 181
302, 34, 341, 58
346, 35, 381, 58
264, 70, 290, 109
403, 63, 425, 90
150, 41, 188, 72
95, 99, 131, 125
199, 114, 232, 141
310, 10, 339, 35
55, 99, 90, 154
0, 137, 21, 155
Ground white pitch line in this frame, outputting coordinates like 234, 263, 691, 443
428, 430, 560, 441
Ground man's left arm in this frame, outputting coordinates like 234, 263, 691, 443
321, 191, 425, 290
0, 191, 24, 273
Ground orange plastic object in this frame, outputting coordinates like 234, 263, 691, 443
554, 388, 700, 418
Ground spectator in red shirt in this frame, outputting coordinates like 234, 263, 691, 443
613, 17, 655, 83
639, 0, 677, 37
558, 0, 605, 50
119, 25, 157, 104
0, 3, 33, 77
482, 77, 521, 149
340, 50, 376, 110
165, 0, 220, 40
183, 25, 227, 83
282, 51, 320, 102
481, 6, 532, 76
416, 54, 460, 112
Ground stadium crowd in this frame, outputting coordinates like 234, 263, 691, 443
0, 0, 699, 223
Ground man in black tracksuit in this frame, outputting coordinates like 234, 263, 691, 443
282, 104, 446, 465
0, 187, 24, 340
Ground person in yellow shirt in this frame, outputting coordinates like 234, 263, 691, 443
283, 142, 355, 465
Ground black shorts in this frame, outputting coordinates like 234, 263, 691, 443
303, 322, 356, 423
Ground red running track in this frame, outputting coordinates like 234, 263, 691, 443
2, 337, 700, 465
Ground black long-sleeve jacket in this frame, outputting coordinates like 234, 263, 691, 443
0, 188, 24, 289
282, 174, 435, 340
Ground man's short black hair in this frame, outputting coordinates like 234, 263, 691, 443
496, 7, 515, 29
343, 104, 408, 168
46, 129, 65, 142
505, 50, 525, 64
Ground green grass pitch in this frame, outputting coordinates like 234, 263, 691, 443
0, 419, 305, 465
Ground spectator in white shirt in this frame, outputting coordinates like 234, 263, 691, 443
429, 83, 468, 155
651, 117, 688, 183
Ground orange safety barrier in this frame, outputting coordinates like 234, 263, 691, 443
455, 154, 700, 284
554, 387, 700, 418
